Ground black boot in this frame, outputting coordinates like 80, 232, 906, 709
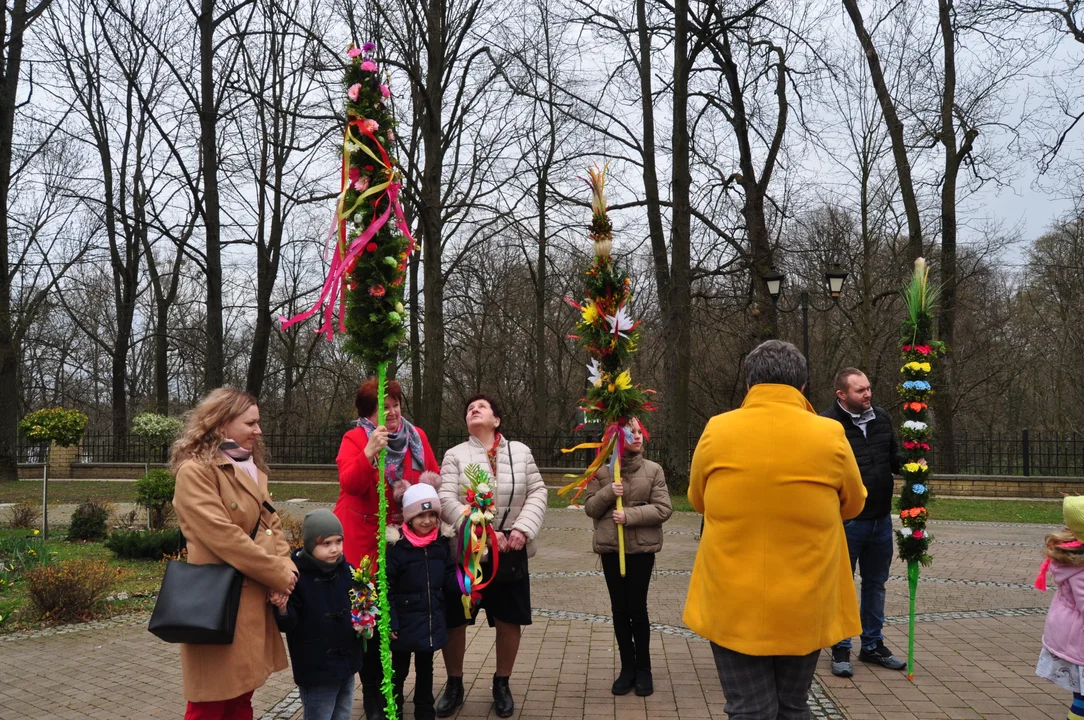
611, 667, 636, 695
634, 669, 654, 697
492, 675, 514, 718
435, 677, 464, 718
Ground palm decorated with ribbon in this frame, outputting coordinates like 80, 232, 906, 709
280, 42, 415, 720
454, 464, 499, 618
559, 163, 655, 576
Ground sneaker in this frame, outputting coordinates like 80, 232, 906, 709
858, 641, 906, 670
830, 646, 853, 678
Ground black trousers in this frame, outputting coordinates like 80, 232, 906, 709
360, 625, 387, 717
600, 551, 655, 672
393, 650, 435, 720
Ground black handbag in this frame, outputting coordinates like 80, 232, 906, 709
148, 514, 262, 644
486, 443, 529, 584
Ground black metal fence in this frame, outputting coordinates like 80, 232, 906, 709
34, 428, 1084, 477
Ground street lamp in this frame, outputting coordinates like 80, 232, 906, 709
762, 265, 849, 397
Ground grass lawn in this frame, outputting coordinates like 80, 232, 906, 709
914, 497, 1064, 524
0, 528, 165, 633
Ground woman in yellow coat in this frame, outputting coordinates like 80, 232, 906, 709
683, 340, 866, 719
171, 388, 298, 719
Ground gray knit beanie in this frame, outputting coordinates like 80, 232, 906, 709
302, 509, 343, 554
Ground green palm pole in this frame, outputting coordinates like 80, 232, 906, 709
896, 257, 942, 680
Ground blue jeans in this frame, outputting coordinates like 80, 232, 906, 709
836, 515, 893, 652
299, 677, 354, 720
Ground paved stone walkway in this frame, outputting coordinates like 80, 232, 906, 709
0, 509, 1066, 719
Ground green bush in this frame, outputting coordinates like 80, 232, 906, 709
26, 559, 118, 621
130, 413, 183, 445
18, 407, 89, 447
68, 500, 111, 541
135, 469, 175, 530
105, 529, 185, 560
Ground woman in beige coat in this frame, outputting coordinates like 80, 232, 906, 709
435, 393, 547, 719
171, 388, 297, 719
584, 418, 672, 698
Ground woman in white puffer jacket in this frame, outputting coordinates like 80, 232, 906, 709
435, 393, 547, 719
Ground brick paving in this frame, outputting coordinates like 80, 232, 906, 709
0, 508, 1067, 719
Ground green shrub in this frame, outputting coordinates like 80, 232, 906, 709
8, 501, 40, 529
135, 469, 175, 530
130, 413, 183, 445
105, 529, 185, 560
0, 533, 46, 592
18, 407, 89, 447
26, 559, 118, 621
68, 500, 111, 541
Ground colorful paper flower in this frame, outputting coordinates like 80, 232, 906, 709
369, 285, 386, 298
347, 83, 361, 101
360, 60, 378, 72
912, 484, 927, 494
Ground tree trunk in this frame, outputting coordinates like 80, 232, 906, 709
155, 300, 169, 415
532, 168, 548, 437
199, 0, 224, 391
936, 0, 963, 473
416, 0, 447, 440
636, 0, 670, 304
409, 240, 422, 415
0, 0, 41, 481
842, 0, 923, 261
662, 0, 693, 492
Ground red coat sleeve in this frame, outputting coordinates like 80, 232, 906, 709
337, 428, 379, 499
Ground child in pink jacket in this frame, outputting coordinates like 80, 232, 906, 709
1036, 496, 1084, 720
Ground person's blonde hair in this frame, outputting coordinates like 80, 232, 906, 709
1045, 528, 1084, 567
170, 388, 268, 473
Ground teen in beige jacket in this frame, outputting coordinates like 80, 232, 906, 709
584, 418, 672, 697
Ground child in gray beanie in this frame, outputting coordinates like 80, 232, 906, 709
272, 509, 362, 720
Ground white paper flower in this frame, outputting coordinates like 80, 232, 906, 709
477, 483, 491, 495
470, 510, 483, 524
900, 527, 913, 538
484, 511, 495, 522
587, 358, 603, 387
605, 305, 635, 339
903, 420, 928, 431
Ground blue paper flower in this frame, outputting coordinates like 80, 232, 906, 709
915, 381, 930, 391
903, 381, 916, 390
912, 483, 927, 495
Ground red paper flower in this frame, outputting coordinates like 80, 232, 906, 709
915, 345, 931, 355
902, 344, 912, 352
369, 285, 385, 298
366, 242, 378, 253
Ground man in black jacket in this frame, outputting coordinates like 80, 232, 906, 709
821, 368, 906, 678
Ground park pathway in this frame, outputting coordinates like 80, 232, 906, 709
0, 509, 1065, 719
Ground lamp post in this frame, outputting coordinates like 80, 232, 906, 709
763, 264, 849, 397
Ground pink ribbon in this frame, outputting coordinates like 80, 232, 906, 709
280, 183, 412, 340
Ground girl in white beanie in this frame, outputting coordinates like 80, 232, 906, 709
385, 472, 460, 720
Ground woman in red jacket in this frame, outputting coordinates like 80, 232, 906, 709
334, 377, 439, 720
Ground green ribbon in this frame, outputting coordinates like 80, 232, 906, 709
907, 560, 919, 680
376, 363, 398, 720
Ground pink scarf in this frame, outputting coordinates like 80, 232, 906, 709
402, 524, 438, 548
1035, 541, 1084, 591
